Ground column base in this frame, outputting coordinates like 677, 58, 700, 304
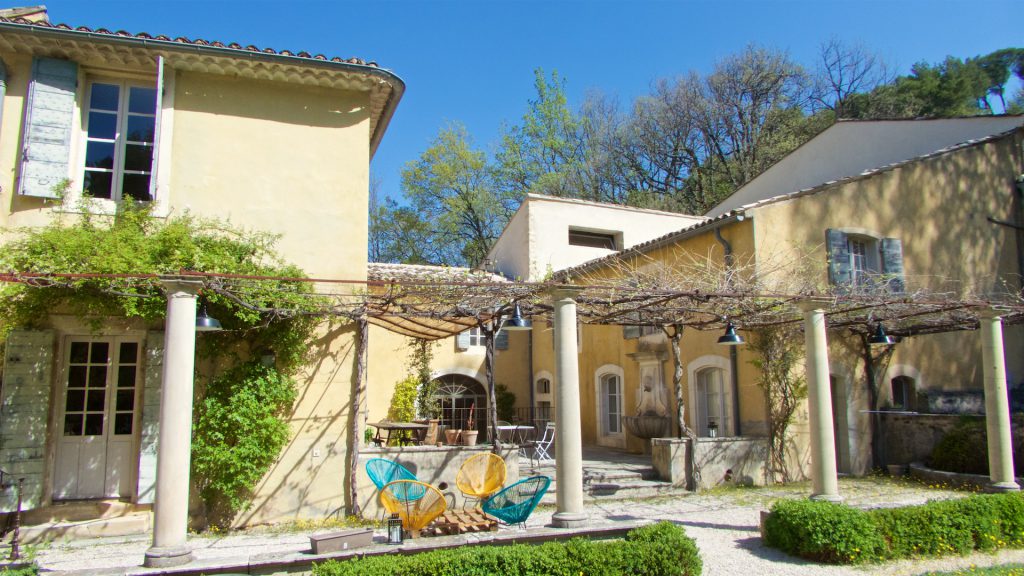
810, 493, 843, 503
144, 545, 193, 568
552, 511, 589, 529
985, 481, 1021, 493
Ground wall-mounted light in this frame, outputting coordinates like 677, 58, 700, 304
717, 322, 744, 346
868, 323, 895, 346
502, 303, 532, 331
195, 302, 222, 332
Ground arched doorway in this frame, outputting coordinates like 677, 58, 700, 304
431, 374, 488, 436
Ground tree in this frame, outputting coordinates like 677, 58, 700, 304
698, 45, 813, 192
812, 38, 893, 118
399, 123, 514, 267
495, 69, 591, 199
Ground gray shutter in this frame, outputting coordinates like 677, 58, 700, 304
0, 330, 54, 511
495, 329, 509, 350
825, 229, 852, 287
880, 238, 905, 294
455, 331, 470, 351
148, 56, 165, 201
623, 325, 641, 339
136, 332, 163, 505
18, 57, 77, 198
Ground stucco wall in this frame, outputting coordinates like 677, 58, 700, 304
490, 195, 703, 281
709, 117, 1024, 217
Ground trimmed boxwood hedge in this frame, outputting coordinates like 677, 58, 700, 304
313, 522, 701, 576
764, 493, 1024, 564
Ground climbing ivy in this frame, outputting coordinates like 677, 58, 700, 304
0, 201, 325, 525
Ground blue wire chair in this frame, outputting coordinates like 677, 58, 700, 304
366, 458, 417, 490
482, 475, 551, 527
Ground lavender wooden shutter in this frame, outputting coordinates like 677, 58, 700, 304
18, 57, 77, 198
455, 331, 470, 350
880, 238, 905, 293
826, 229, 851, 287
495, 329, 509, 350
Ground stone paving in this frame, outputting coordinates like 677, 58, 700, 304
21, 476, 1024, 576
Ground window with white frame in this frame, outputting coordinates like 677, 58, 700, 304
82, 80, 158, 201
466, 327, 485, 347
688, 356, 734, 438
826, 229, 904, 293
599, 372, 623, 436
536, 378, 551, 394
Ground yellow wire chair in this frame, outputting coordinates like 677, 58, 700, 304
456, 452, 507, 509
379, 480, 447, 536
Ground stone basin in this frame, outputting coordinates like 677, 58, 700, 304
622, 414, 670, 439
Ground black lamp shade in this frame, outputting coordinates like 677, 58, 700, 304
503, 303, 532, 331
196, 304, 223, 332
868, 323, 895, 346
717, 322, 744, 346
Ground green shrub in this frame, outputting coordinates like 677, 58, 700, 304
930, 419, 989, 475
764, 493, 1024, 565
386, 376, 418, 423
764, 499, 884, 563
192, 361, 297, 524
313, 521, 700, 576
929, 418, 1023, 477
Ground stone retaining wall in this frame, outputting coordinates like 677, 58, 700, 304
355, 445, 520, 519
651, 437, 768, 491
881, 413, 1024, 465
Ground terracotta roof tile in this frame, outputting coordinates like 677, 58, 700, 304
0, 16, 381, 68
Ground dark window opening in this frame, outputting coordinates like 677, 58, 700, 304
569, 229, 617, 250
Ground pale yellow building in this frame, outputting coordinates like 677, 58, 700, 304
0, 10, 403, 532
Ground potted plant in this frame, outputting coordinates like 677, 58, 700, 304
461, 403, 479, 446
444, 426, 461, 445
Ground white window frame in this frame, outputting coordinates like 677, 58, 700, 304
687, 355, 733, 437
594, 364, 625, 446
847, 234, 881, 287
65, 60, 173, 217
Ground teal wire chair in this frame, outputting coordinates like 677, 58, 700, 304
366, 458, 417, 490
482, 475, 551, 527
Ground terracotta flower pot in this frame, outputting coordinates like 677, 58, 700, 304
444, 429, 461, 445
461, 430, 479, 446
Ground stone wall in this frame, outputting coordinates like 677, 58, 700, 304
355, 445, 520, 519
652, 437, 768, 491
881, 413, 1024, 466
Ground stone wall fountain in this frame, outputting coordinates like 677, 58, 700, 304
623, 352, 671, 447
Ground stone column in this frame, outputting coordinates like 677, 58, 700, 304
800, 302, 841, 502
980, 310, 1020, 492
144, 278, 201, 567
551, 288, 587, 528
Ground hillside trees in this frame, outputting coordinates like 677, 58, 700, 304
371, 44, 1023, 267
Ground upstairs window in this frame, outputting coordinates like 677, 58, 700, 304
826, 229, 904, 293
569, 229, 618, 250
82, 81, 158, 201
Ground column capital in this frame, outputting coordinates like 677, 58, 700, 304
547, 285, 585, 301
978, 306, 1010, 320
797, 298, 830, 313
159, 276, 204, 298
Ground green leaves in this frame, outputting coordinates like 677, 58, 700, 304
192, 361, 298, 523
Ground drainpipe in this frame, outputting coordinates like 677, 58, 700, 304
527, 329, 535, 426
714, 226, 742, 436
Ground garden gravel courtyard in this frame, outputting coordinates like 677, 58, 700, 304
30, 476, 1024, 576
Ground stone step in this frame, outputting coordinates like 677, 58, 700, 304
11, 510, 152, 544
539, 478, 682, 505
4, 499, 150, 526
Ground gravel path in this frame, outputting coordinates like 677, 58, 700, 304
29, 477, 1024, 576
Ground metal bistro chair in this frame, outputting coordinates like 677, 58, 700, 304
379, 480, 446, 538
456, 452, 506, 509
482, 475, 551, 528
523, 422, 555, 465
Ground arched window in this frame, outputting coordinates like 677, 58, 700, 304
687, 355, 733, 438
891, 375, 916, 411
599, 373, 623, 436
430, 374, 487, 434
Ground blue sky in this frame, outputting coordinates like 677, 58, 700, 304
41, 0, 1023, 200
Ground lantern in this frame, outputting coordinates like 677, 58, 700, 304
387, 513, 404, 545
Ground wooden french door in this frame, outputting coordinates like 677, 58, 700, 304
53, 338, 141, 500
